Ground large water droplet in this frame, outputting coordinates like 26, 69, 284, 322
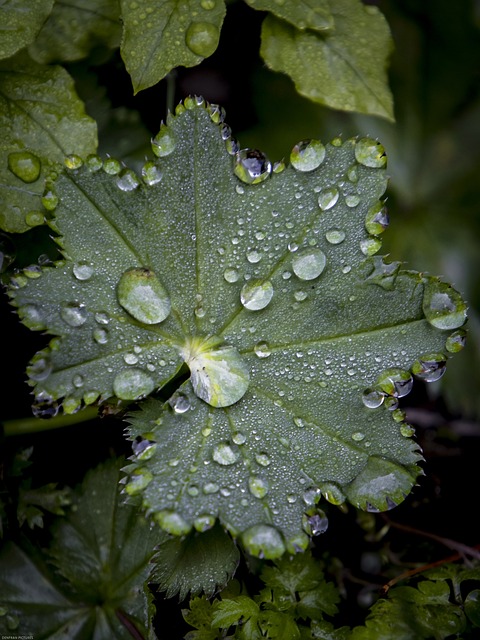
319, 482, 346, 505
362, 388, 385, 409
152, 125, 176, 157
113, 368, 155, 400
61, 303, 88, 327
240, 279, 274, 311
116, 168, 140, 192
103, 157, 122, 174
317, 187, 339, 211
302, 509, 328, 536
365, 202, 389, 235
412, 353, 447, 382
170, 392, 191, 413
303, 487, 322, 506
422, 281, 467, 330
185, 22, 219, 57
27, 355, 52, 381
73, 262, 94, 281
117, 267, 170, 324
8, 151, 41, 183
154, 510, 192, 536
241, 524, 286, 559
142, 161, 162, 185
234, 149, 272, 184
223, 267, 239, 283
249, 476, 269, 498
93, 327, 109, 344
255, 452, 271, 466
212, 442, 239, 465
132, 438, 158, 461
18, 303, 45, 330
291, 248, 326, 281
194, 514, 216, 532
290, 139, 326, 172
376, 368, 413, 398
355, 138, 387, 168
325, 229, 346, 244
360, 237, 382, 256
247, 250, 262, 264
445, 329, 467, 353
254, 341, 271, 358
125, 468, 153, 495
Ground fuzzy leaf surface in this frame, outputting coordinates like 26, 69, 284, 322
0, 0, 54, 60
244, 0, 333, 32
28, 0, 121, 64
0, 52, 97, 233
0, 460, 161, 638
120, 0, 226, 93
260, 0, 394, 121
10, 101, 466, 555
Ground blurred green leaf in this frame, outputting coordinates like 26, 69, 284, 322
244, 0, 333, 32
0, 0, 54, 60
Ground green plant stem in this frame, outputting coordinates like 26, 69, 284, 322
2, 406, 99, 436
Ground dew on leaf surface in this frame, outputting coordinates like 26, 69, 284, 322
93, 327, 108, 344
242, 524, 285, 559
302, 510, 328, 536
362, 388, 385, 409
103, 157, 121, 175
291, 248, 326, 280
255, 452, 271, 466
64, 155, 83, 170
154, 510, 191, 536
113, 368, 155, 400
141, 161, 162, 185
223, 267, 239, 283
248, 476, 269, 498
254, 341, 271, 358
290, 139, 326, 172
212, 442, 239, 466
376, 368, 413, 398
411, 353, 447, 382
325, 229, 346, 244
151, 125, 176, 157
240, 279, 274, 311
117, 267, 171, 325
61, 303, 87, 327
116, 169, 140, 192
27, 356, 52, 382
445, 329, 467, 353
365, 202, 389, 235
8, 151, 41, 183
303, 487, 322, 506
185, 21, 220, 57
355, 138, 387, 168
319, 482, 346, 505
422, 280, 467, 330
125, 468, 153, 495
73, 262, 94, 281
345, 194, 361, 207
317, 187, 339, 211
170, 393, 191, 414
360, 237, 382, 256
194, 514, 216, 532
234, 149, 271, 184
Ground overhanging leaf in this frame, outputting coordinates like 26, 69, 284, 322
244, 0, 333, 32
10, 99, 467, 557
260, 0, 394, 121
120, 0, 226, 93
0, 0, 54, 60
0, 52, 97, 233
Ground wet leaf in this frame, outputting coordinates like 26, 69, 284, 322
0, 0, 54, 60
244, 0, 333, 32
10, 100, 466, 555
120, 0, 226, 93
260, 0, 394, 121
0, 52, 97, 233
28, 0, 121, 64
0, 459, 161, 638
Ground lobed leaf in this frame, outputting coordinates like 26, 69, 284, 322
120, 0, 226, 93
0, 52, 97, 233
260, 0, 394, 121
10, 99, 467, 556
0, 0, 54, 60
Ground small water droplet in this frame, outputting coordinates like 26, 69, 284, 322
125, 468, 153, 495
422, 281, 467, 330
302, 509, 328, 536
362, 388, 385, 408
247, 249, 262, 264
400, 423, 415, 437
352, 431, 365, 441
290, 139, 326, 172
240, 279, 274, 310
345, 194, 361, 207
203, 482, 219, 494
72, 374, 84, 388
64, 154, 83, 170
242, 524, 285, 559
113, 368, 155, 400
325, 229, 346, 244
32, 400, 59, 419
232, 432, 246, 445
223, 267, 239, 283
103, 157, 122, 175
319, 482, 346, 505
376, 368, 413, 398
412, 353, 447, 382
132, 439, 158, 461
212, 442, 239, 465
61, 302, 88, 327
194, 514, 216, 532
254, 341, 271, 358
303, 487, 322, 506
142, 161, 162, 185
170, 393, 191, 413
41, 187, 58, 211
152, 125, 176, 157
124, 353, 139, 365
445, 329, 467, 353
117, 267, 170, 324
249, 476, 269, 498
360, 237, 382, 256
355, 138, 387, 168
365, 202, 389, 235
234, 149, 271, 184
317, 187, 339, 211
187, 485, 200, 497
292, 248, 326, 280
73, 262, 94, 281
294, 290, 308, 302
8, 151, 41, 183
255, 453, 271, 466
86, 154, 103, 171
95, 311, 109, 325
185, 21, 220, 57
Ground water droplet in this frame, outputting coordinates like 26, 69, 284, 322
64, 396, 81, 415
203, 482, 219, 494
117, 267, 170, 324
232, 432, 246, 445
25, 210, 45, 227
116, 168, 140, 191
113, 368, 155, 400
132, 438, 158, 461
249, 476, 268, 498
365, 202, 389, 235
212, 442, 239, 465
345, 194, 361, 207
273, 160, 286, 173
360, 237, 382, 255
223, 267, 239, 283
103, 157, 121, 174
254, 341, 271, 358
242, 524, 285, 559
362, 388, 385, 409
72, 374, 84, 388
234, 149, 272, 184
8, 151, 41, 183
325, 229, 345, 244
400, 423, 415, 437
291, 248, 326, 281
247, 249, 262, 264
73, 262, 94, 281
376, 368, 413, 398
319, 482, 346, 505
422, 281, 467, 330
125, 468, 153, 496
27, 356, 52, 381
64, 154, 83, 170
294, 290, 308, 302
19, 303, 45, 330
142, 161, 162, 185
240, 279, 274, 310
32, 401, 59, 419
41, 187, 58, 211
412, 353, 447, 382
317, 187, 339, 211
355, 138, 387, 168
255, 453, 271, 466
302, 510, 328, 536
93, 327, 109, 344
86, 154, 103, 171
303, 487, 322, 506
154, 510, 192, 536
194, 514, 216, 532
124, 353, 139, 365
290, 139, 326, 172
445, 329, 467, 353
185, 21, 220, 57
152, 125, 176, 157
61, 302, 87, 327
95, 311, 109, 325
352, 431, 365, 441
170, 393, 191, 413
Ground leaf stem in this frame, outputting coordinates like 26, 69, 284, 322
2, 406, 99, 436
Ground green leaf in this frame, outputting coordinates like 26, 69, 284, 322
28, 0, 121, 64
10, 100, 466, 555
260, 0, 394, 121
244, 0, 333, 32
150, 522, 240, 599
0, 52, 97, 233
17, 481, 71, 529
212, 596, 260, 628
0, 0, 54, 60
263, 610, 301, 639
0, 459, 161, 638
120, 0, 226, 93
182, 596, 220, 640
